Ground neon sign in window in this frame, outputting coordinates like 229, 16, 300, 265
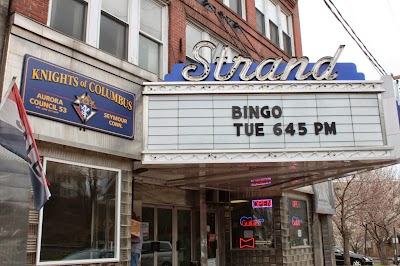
240, 238, 255, 248
292, 200, 300, 208
291, 216, 302, 227
252, 199, 273, 209
240, 216, 264, 227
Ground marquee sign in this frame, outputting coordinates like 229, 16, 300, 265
142, 41, 400, 165
165, 41, 365, 82
21, 55, 135, 139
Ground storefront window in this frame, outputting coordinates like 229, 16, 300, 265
288, 199, 309, 247
37, 159, 120, 264
231, 199, 274, 249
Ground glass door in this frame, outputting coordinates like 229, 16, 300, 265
177, 209, 191, 266
141, 207, 173, 266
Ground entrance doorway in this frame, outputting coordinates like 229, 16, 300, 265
141, 207, 173, 266
141, 207, 192, 266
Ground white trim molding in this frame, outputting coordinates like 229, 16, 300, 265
143, 80, 384, 95
142, 147, 394, 164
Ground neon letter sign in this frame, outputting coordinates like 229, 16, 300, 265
291, 216, 302, 227
240, 216, 264, 227
250, 177, 272, 187
252, 199, 273, 208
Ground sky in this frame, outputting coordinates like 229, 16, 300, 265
298, 0, 400, 80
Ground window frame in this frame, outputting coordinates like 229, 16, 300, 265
48, 0, 88, 42
229, 198, 275, 250
256, 0, 294, 56
223, 0, 246, 19
288, 197, 310, 248
35, 157, 122, 265
138, 0, 168, 77
99, 9, 129, 59
47, 0, 168, 78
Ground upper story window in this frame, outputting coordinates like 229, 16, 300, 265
99, 0, 128, 59
139, 0, 166, 77
50, 0, 87, 41
255, 0, 293, 56
49, 0, 168, 78
186, 22, 239, 63
222, 0, 246, 19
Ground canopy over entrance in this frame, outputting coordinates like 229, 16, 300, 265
139, 76, 400, 192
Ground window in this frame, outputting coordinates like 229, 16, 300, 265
37, 159, 121, 264
223, 0, 246, 19
255, 0, 293, 55
288, 199, 309, 247
50, 0, 86, 41
99, 0, 128, 59
48, 0, 168, 78
230, 199, 274, 249
139, 0, 165, 76
186, 22, 239, 63
256, 8, 265, 35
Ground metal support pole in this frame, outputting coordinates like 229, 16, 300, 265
200, 188, 208, 266
394, 227, 398, 265
364, 223, 367, 257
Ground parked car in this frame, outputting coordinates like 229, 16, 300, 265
141, 241, 172, 266
388, 255, 400, 265
335, 247, 373, 265
61, 248, 114, 260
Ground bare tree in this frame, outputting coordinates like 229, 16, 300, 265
357, 167, 400, 265
333, 166, 400, 266
333, 174, 372, 266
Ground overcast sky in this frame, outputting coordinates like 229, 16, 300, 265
298, 0, 400, 80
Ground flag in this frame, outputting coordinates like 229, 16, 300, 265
0, 81, 51, 210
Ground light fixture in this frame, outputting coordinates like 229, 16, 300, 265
230, 199, 249, 204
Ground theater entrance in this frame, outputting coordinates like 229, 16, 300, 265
141, 207, 192, 266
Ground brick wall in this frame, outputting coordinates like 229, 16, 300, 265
168, 0, 302, 72
10, 0, 48, 25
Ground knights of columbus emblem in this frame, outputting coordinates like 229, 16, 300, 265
72, 93, 97, 123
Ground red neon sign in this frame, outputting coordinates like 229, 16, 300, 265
291, 216, 302, 227
240, 238, 255, 248
292, 220, 301, 226
252, 199, 273, 208
240, 216, 264, 227
250, 177, 272, 187
292, 200, 300, 208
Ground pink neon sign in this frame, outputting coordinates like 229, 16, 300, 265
250, 177, 272, 187
252, 199, 273, 208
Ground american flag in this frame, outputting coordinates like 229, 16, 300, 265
0, 81, 51, 210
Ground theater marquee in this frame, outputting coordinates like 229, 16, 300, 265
142, 42, 400, 166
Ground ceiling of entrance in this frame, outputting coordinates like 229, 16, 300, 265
133, 158, 398, 192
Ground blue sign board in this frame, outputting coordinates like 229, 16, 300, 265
21, 55, 135, 139
165, 62, 365, 82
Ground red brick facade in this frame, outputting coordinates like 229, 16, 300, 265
10, 0, 302, 76
168, 0, 303, 72
10, 0, 49, 25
